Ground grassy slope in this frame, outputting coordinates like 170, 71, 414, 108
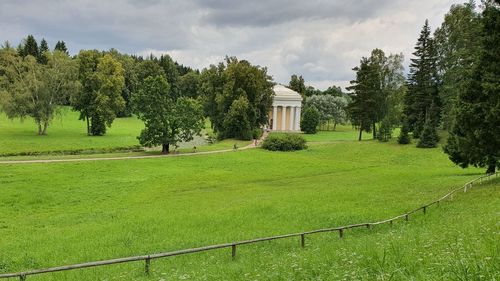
0, 137, 497, 280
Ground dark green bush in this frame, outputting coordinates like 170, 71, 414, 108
300, 107, 320, 134
252, 128, 263, 139
262, 134, 307, 151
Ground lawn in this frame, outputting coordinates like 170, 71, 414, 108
0, 137, 497, 280
271, 125, 381, 142
0, 110, 250, 157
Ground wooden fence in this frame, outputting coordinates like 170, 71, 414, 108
0, 172, 498, 280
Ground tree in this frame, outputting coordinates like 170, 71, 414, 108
398, 118, 411, 144
0, 50, 80, 134
132, 76, 204, 154
300, 106, 320, 134
434, 2, 482, 129
178, 71, 200, 99
347, 58, 378, 141
289, 74, 306, 96
200, 57, 274, 140
72, 51, 125, 136
304, 94, 348, 130
444, 1, 500, 174
417, 103, 439, 148
404, 20, 441, 139
16, 35, 40, 58
54, 41, 68, 55
38, 38, 49, 64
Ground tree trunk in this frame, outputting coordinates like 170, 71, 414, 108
486, 164, 496, 174
37, 123, 43, 135
333, 122, 337, 131
372, 123, 376, 139
41, 122, 48, 135
86, 116, 90, 136
358, 126, 363, 141
161, 143, 170, 154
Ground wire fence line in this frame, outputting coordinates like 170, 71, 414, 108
0, 172, 498, 280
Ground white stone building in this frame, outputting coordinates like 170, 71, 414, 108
268, 85, 303, 131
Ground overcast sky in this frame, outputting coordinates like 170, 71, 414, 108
0, 0, 464, 90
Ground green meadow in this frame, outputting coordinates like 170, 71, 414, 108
0, 133, 498, 280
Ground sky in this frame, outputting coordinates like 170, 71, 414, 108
0, 0, 465, 90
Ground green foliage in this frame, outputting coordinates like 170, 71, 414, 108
17, 34, 39, 58
405, 20, 441, 138
398, 119, 411, 144
417, 114, 439, 148
178, 71, 200, 99
262, 133, 307, 151
132, 76, 204, 154
444, 2, 500, 174
72, 51, 125, 136
38, 38, 49, 64
288, 74, 306, 96
434, 2, 482, 130
300, 106, 320, 134
54, 40, 68, 55
376, 118, 392, 142
304, 94, 348, 130
200, 57, 274, 140
0, 48, 80, 135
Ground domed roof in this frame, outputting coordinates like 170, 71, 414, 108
273, 84, 302, 101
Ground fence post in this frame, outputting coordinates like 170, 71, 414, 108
339, 228, 344, 239
19, 275, 26, 281
366, 224, 371, 229
423, 206, 426, 214
405, 214, 409, 221
231, 244, 236, 260
389, 220, 393, 226
144, 256, 151, 275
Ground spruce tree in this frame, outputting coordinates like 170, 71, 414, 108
444, 1, 500, 174
38, 38, 49, 64
404, 20, 441, 139
417, 111, 439, 148
54, 41, 68, 55
21, 35, 39, 58
398, 118, 411, 144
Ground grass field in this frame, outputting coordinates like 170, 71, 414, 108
0, 110, 250, 157
0, 134, 498, 280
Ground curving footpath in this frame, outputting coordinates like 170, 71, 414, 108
0, 131, 269, 165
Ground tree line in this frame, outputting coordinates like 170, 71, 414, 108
0, 38, 274, 153
345, 0, 499, 173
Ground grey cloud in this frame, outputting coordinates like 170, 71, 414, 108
197, 0, 395, 27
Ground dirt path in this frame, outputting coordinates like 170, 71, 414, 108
0, 132, 269, 164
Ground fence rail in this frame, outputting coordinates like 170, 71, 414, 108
1, 172, 498, 280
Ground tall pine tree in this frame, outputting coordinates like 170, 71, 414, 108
404, 20, 441, 140
38, 38, 49, 64
347, 58, 378, 141
444, 0, 500, 174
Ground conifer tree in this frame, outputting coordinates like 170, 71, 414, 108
38, 38, 49, 64
398, 118, 411, 144
404, 20, 441, 139
54, 41, 68, 55
20, 35, 39, 58
444, 1, 500, 174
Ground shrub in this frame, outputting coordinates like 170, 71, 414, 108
252, 128, 263, 139
300, 107, 320, 134
377, 119, 392, 142
398, 121, 411, 144
262, 134, 307, 151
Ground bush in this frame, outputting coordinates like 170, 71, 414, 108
300, 107, 320, 134
377, 119, 392, 142
262, 134, 307, 151
252, 128, 263, 139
